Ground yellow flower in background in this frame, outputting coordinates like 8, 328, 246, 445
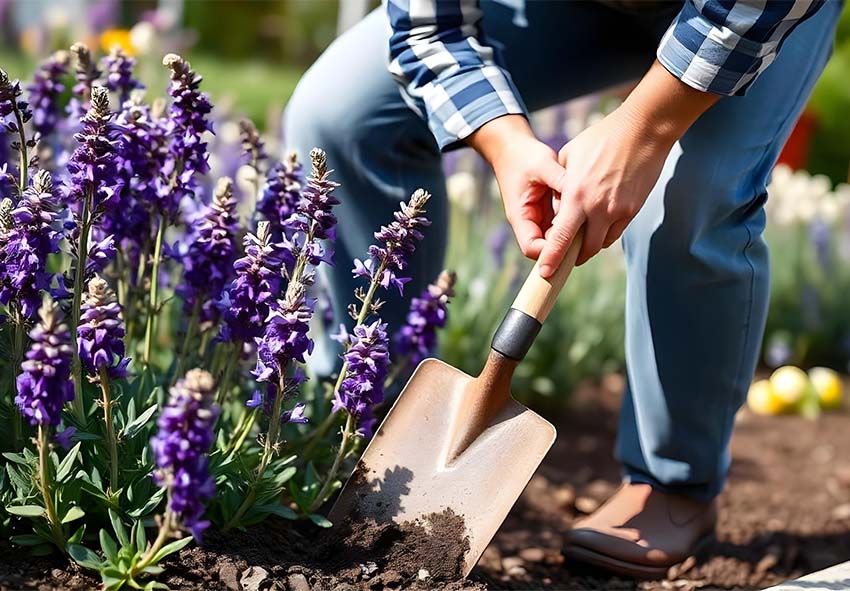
809, 367, 843, 409
769, 365, 809, 405
100, 29, 135, 55
747, 379, 787, 415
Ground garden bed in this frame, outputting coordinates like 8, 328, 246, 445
3, 378, 849, 591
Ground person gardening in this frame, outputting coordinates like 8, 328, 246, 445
285, 0, 842, 579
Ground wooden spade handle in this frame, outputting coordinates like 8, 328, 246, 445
490, 230, 584, 361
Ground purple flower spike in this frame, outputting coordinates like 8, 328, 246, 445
27, 50, 70, 139
63, 86, 124, 215
254, 281, 314, 386
0, 170, 62, 319
256, 151, 303, 239
100, 46, 143, 104
77, 276, 129, 380
239, 118, 266, 167
179, 177, 239, 324
221, 221, 285, 342
15, 299, 74, 427
395, 270, 456, 368
68, 43, 101, 120
151, 369, 219, 541
333, 320, 390, 437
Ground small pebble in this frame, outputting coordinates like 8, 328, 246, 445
219, 563, 241, 591
501, 556, 524, 571
417, 569, 430, 580
519, 547, 546, 563
507, 565, 528, 577
287, 572, 311, 591
574, 496, 599, 514
360, 562, 379, 578
240, 566, 269, 591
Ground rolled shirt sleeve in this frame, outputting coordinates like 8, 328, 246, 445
657, 0, 826, 96
387, 0, 527, 150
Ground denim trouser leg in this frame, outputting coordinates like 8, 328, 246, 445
616, 1, 841, 501
284, 1, 840, 499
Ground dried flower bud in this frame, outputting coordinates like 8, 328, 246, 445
33, 169, 52, 194
0, 198, 13, 233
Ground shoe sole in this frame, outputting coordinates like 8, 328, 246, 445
562, 532, 717, 580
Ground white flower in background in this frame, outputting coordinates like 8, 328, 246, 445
446, 171, 477, 212
767, 165, 844, 227
130, 21, 156, 56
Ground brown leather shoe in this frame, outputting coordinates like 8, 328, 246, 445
562, 483, 717, 579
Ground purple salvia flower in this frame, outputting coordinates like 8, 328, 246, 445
151, 368, 219, 541
394, 270, 456, 369
254, 281, 314, 386
0, 170, 62, 319
256, 151, 303, 240
27, 50, 70, 139
99, 46, 143, 105
68, 43, 101, 121
0, 69, 33, 190
55, 425, 77, 449
179, 177, 239, 324
353, 189, 431, 296
220, 221, 285, 342
77, 276, 129, 380
63, 86, 124, 215
160, 54, 212, 217
15, 298, 74, 427
333, 320, 390, 437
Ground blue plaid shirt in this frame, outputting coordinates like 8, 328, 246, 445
387, 0, 826, 150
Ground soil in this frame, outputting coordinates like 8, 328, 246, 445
3, 377, 850, 591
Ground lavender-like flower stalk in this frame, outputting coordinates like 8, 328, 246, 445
15, 299, 74, 427
221, 221, 286, 343
333, 321, 390, 436
394, 270, 456, 369
1, 68, 34, 193
68, 42, 101, 120
150, 369, 219, 540
100, 46, 143, 105
27, 50, 70, 139
0, 170, 62, 319
239, 117, 267, 169
256, 151, 303, 239
179, 177, 239, 326
78, 276, 129, 380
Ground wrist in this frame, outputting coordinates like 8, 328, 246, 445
467, 114, 536, 168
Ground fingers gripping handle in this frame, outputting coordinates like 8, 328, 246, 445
491, 230, 584, 361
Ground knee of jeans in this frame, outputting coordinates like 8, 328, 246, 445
284, 67, 351, 158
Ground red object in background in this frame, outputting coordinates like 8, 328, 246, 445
777, 110, 818, 170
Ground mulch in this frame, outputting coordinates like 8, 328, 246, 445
2, 376, 850, 591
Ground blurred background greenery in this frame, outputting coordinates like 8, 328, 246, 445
1, 0, 849, 408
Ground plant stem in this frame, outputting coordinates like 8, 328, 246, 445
69, 191, 92, 424
131, 503, 173, 576
99, 366, 119, 491
308, 412, 354, 513
10, 308, 25, 451
13, 102, 27, 194
172, 299, 201, 385
214, 342, 239, 407
223, 369, 287, 531
143, 217, 166, 366
36, 424, 65, 551
224, 407, 257, 458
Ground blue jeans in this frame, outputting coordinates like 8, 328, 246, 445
285, 0, 841, 501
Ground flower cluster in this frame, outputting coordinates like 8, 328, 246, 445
333, 321, 390, 436
15, 299, 74, 427
354, 189, 431, 295
63, 86, 124, 216
179, 177, 239, 323
256, 151, 303, 239
0, 69, 33, 170
151, 368, 219, 540
395, 270, 456, 368
0, 170, 62, 318
100, 46, 142, 104
27, 50, 70, 139
161, 53, 213, 216
220, 221, 285, 342
254, 281, 314, 384
68, 42, 101, 120
78, 276, 129, 380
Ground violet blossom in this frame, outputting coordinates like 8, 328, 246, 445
151, 368, 219, 540
333, 321, 390, 436
254, 280, 313, 389
395, 270, 456, 368
100, 46, 143, 104
77, 276, 129, 380
220, 221, 285, 343
68, 42, 101, 120
178, 177, 239, 324
256, 151, 303, 240
27, 50, 70, 139
15, 298, 74, 427
0, 170, 62, 319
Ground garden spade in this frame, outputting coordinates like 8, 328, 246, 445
329, 235, 583, 577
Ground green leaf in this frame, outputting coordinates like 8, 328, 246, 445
133, 520, 147, 553
109, 510, 130, 546
29, 543, 55, 556
69, 524, 87, 544
2, 452, 28, 465
61, 506, 85, 524
10, 534, 47, 546
253, 503, 298, 520
100, 530, 119, 563
69, 543, 103, 570
6, 505, 45, 517
272, 466, 297, 488
150, 536, 193, 564
122, 405, 158, 440
309, 514, 333, 528
127, 487, 164, 519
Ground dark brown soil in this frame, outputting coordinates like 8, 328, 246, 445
3, 377, 850, 591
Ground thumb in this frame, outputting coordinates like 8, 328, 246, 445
538, 206, 584, 278
534, 158, 566, 193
